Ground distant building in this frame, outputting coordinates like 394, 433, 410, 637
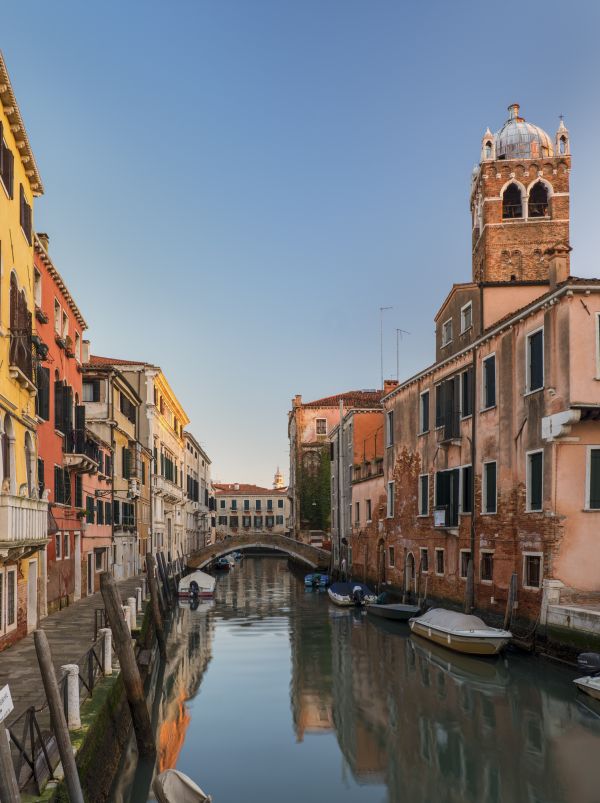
213, 482, 290, 539
184, 432, 213, 552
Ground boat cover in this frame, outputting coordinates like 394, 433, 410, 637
153, 769, 211, 803
178, 570, 216, 594
330, 582, 374, 596
415, 608, 495, 632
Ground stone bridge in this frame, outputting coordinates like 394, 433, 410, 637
188, 533, 331, 571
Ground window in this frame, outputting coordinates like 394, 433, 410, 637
54, 300, 61, 333
55, 532, 62, 560
435, 548, 445, 575
36, 366, 50, 420
254, 516, 263, 528
461, 302, 473, 334
435, 468, 459, 526
559, 136, 567, 155
502, 183, 522, 219
64, 532, 70, 559
460, 550, 471, 579
122, 447, 131, 479
482, 461, 497, 514
34, 268, 42, 307
19, 184, 32, 244
0, 123, 14, 198
244, 500, 250, 511
316, 418, 327, 436
267, 499, 273, 511
586, 448, 600, 510
420, 390, 430, 433
388, 546, 395, 568
231, 500, 238, 511
420, 548, 429, 573
230, 516, 239, 528
278, 499, 284, 508
527, 451, 543, 511
366, 499, 372, 522
528, 182, 549, 218
418, 474, 429, 516
266, 515, 274, 528
97, 499, 104, 525
83, 380, 100, 402
435, 385, 442, 428
524, 554, 542, 589
442, 318, 453, 347
484, 140, 492, 159
242, 516, 251, 528
256, 500, 262, 511
62, 311, 68, 339
386, 410, 394, 447
526, 328, 544, 393
105, 500, 112, 525
74, 332, 81, 362
218, 515, 227, 525
220, 499, 225, 509
387, 481, 394, 518
481, 551, 494, 583
6, 569, 16, 630
95, 550, 105, 572
461, 368, 473, 418
113, 500, 121, 525
355, 501, 360, 524
276, 515, 284, 525
482, 355, 496, 409
86, 496, 95, 524
461, 465, 473, 514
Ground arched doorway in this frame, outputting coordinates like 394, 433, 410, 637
405, 552, 416, 600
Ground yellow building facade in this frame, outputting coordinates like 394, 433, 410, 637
0, 53, 48, 650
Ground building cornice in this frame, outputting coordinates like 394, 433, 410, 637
34, 234, 87, 328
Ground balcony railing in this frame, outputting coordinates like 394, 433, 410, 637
64, 430, 100, 473
9, 327, 34, 387
438, 411, 461, 444
0, 492, 48, 548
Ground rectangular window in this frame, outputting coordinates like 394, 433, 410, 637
278, 499, 284, 508
435, 468, 459, 526
481, 551, 494, 582
366, 499, 372, 522
418, 474, 429, 516
19, 184, 32, 244
524, 554, 542, 589
435, 548, 445, 575
34, 268, 42, 307
97, 499, 104, 525
254, 516, 263, 528
36, 366, 50, 420
387, 481, 394, 518
386, 410, 394, 447
75, 332, 81, 362
266, 515, 274, 527
435, 384, 442, 429
316, 418, 327, 436
242, 516, 251, 528
461, 465, 473, 514
230, 516, 239, 527
527, 451, 543, 511
482, 355, 496, 409
276, 515, 284, 525
62, 311, 68, 339
267, 499, 273, 511
482, 461, 497, 514
461, 367, 473, 418
54, 300, 61, 334
218, 516, 227, 525
587, 448, 600, 510
83, 380, 100, 403
0, 124, 14, 198
6, 569, 16, 629
105, 500, 112, 525
527, 328, 544, 393
420, 390, 430, 434
256, 500, 262, 511
442, 318, 453, 347
460, 302, 473, 334
63, 532, 70, 559
244, 500, 250, 511
460, 550, 471, 579
86, 496, 95, 524
354, 501, 360, 524
55, 532, 62, 560
420, 548, 429, 573
113, 499, 121, 525
95, 550, 104, 572
231, 499, 238, 511
388, 546, 395, 568
220, 499, 225, 509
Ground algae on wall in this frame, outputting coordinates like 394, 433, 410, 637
298, 445, 331, 530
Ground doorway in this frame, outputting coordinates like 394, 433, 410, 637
87, 552, 94, 596
405, 552, 416, 599
74, 533, 81, 600
27, 560, 37, 632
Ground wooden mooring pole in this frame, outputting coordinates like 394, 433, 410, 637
100, 573, 155, 759
146, 553, 167, 661
0, 724, 20, 803
33, 630, 84, 803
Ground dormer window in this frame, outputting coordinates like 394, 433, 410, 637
502, 183, 523, 219
441, 319, 453, 347
528, 182, 549, 218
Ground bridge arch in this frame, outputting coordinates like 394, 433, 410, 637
187, 533, 330, 572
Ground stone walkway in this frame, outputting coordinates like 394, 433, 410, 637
0, 575, 143, 726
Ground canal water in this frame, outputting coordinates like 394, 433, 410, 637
115, 557, 600, 803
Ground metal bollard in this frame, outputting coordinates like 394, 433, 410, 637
99, 628, 113, 675
122, 605, 131, 633
61, 664, 81, 729
127, 596, 137, 630
136, 586, 142, 612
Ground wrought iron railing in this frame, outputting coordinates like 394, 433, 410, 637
9, 327, 33, 380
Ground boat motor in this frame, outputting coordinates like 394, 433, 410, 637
189, 580, 200, 599
577, 652, 600, 675
352, 586, 365, 607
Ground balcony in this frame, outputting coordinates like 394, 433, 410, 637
153, 474, 185, 504
9, 327, 35, 392
437, 412, 461, 445
0, 492, 48, 554
64, 429, 99, 473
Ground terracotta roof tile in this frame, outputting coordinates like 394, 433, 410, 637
213, 483, 288, 495
303, 390, 383, 408
88, 355, 149, 367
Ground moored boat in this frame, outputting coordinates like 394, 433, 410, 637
328, 582, 377, 607
408, 608, 512, 656
577, 652, 600, 675
304, 572, 330, 588
574, 675, 600, 702
366, 602, 421, 621
213, 557, 231, 571
178, 569, 216, 599
153, 769, 212, 803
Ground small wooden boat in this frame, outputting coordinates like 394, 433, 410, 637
213, 557, 231, 571
367, 602, 421, 621
153, 769, 211, 803
304, 572, 330, 588
178, 570, 216, 599
408, 608, 512, 656
328, 582, 377, 607
574, 675, 600, 702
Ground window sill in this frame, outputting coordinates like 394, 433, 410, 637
417, 513, 429, 518
480, 579, 493, 585
480, 405, 496, 414
525, 508, 543, 514
441, 341, 453, 349
418, 430, 430, 437
460, 414, 473, 422
582, 507, 600, 512
523, 585, 542, 592
435, 572, 445, 577
460, 326, 473, 336
0, 176, 11, 199
481, 511, 497, 516
524, 387, 544, 398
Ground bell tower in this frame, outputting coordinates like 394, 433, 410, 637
470, 104, 571, 285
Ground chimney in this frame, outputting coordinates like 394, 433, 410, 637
38, 232, 50, 252
82, 339, 90, 364
293, 394, 302, 408
383, 379, 399, 396
547, 243, 571, 290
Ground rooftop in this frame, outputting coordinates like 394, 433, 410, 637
301, 390, 383, 409
213, 483, 288, 496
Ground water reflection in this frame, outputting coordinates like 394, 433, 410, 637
115, 558, 600, 803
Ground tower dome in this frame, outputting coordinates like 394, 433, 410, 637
273, 467, 285, 489
494, 103, 554, 160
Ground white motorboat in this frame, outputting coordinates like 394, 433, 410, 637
574, 675, 600, 701
409, 608, 512, 656
178, 569, 216, 599
327, 582, 377, 607
153, 769, 211, 803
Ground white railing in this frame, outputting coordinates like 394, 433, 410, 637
0, 493, 48, 546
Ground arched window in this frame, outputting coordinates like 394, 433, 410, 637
485, 141, 492, 159
502, 183, 523, 219
528, 182, 549, 218
559, 136, 567, 155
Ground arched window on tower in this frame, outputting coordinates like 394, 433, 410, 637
485, 141, 492, 159
502, 183, 523, 219
528, 182, 549, 218
559, 136, 567, 155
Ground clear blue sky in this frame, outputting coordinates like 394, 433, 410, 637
3, 1, 600, 486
